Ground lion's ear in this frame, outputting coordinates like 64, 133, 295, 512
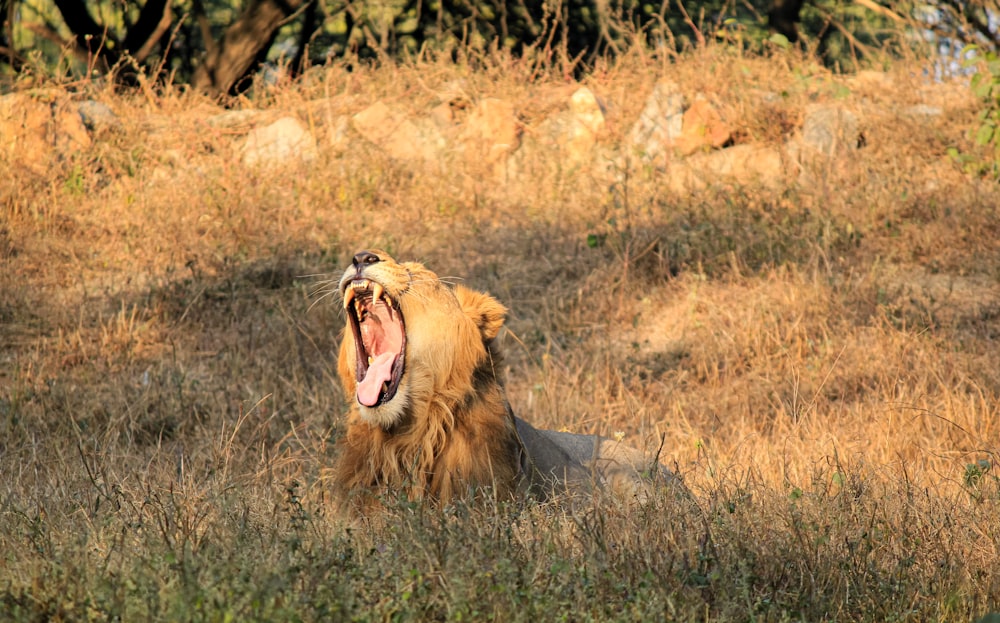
455, 285, 507, 341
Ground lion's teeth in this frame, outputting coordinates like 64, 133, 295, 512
368, 356, 373, 365
372, 282, 384, 303
354, 299, 362, 319
343, 286, 356, 309
385, 295, 394, 309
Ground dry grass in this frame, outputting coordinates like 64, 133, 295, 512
2, 46, 1000, 620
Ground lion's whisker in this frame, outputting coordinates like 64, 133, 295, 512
307, 288, 341, 312
297, 272, 335, 279
308, 283, 337, 296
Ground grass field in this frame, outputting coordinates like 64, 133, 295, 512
2, 47, 1000, 621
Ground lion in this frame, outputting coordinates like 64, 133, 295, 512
331, 249, 680, 513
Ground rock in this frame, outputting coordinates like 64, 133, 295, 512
436, 80, 470, 108
569, 87, 605, 136
0, 93, 92, 173
702, 144, 784, 184
562, 87, 606, 162
208, 110, 263, 129
628, 79, 684, 162
799, 104, 861, 157
668, 144, 785, 192
0, 94, 50, 173
460, 98, 521, 169
351, 101, 444, 163
564, 89, 603, 156
430, 101, 456, 128
522, 87, 606, 171
788, 104, 863, 186
241, 116, 318, 168
673, 96, 732, 156
325, 115, 351, 154
52, 102, 91, 153
77, 100, 121, 132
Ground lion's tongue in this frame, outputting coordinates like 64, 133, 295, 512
357, 352, 395, 406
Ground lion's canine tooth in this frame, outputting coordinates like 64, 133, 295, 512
385, 295, 394, 309
343, 287, 356, 309
372, 282, 384, 303
368, 356, 373, 365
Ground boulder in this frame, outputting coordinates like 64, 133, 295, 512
0, 93, 92, 173
627, 79, 684, 163
77, 100, 121, 133
352, 101, 444, 163
460, 98, 522, 170
799, 104, 861, 157
241, 116, 318, 168
673, 96, 732, 156
668, 144, 785, 192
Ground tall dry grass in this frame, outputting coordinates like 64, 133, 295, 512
2, 46, 999, 620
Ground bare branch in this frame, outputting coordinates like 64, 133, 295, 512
25, 21, 85, 59
123, 0, 172, 63
189, 0, 216, 56
675, 0, 705, 47
853, 0, 906, 25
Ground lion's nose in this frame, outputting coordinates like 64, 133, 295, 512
352, 251, 381, 268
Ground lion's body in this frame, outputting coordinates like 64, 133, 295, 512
331, 250, 675, 513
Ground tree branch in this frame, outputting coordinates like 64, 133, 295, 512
191, 0, 217, 56
124, 0, 173, 62
852, 0, 906, 25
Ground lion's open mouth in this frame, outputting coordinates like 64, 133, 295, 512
343, 279, 406, 407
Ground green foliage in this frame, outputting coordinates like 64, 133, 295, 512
2, 0, 926, 88
963, 458, 998, 501
948, 45, 1000, 178
968, 46, 1000, 168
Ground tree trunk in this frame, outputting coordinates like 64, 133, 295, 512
289, 0, 318, 78
0, 0, 17, 69
191, 0, 305, 97
768, 0, 805, 43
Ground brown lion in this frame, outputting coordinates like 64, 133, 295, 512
331, 249, 680, 513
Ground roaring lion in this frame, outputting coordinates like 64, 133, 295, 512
331, 249, 679, 513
